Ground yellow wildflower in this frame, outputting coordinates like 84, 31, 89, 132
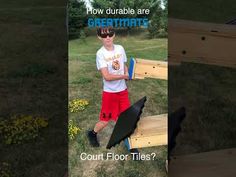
69, 99, 89, 113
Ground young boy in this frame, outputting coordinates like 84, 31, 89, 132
87, 27, 130, 147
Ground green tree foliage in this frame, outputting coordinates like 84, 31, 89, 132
161, 0, 168, 34
68, 0, 87, 39
148, 0, 167, 38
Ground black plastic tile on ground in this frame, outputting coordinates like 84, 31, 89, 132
106, 96, 147, 149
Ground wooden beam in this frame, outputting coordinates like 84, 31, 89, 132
169, 18, 236, 68
128, 114, 167, 149
169, 148, 236, 177
129, 58, 168, 80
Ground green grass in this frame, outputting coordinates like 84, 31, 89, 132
169, 63, 236, 155
168, 0, 236, 156
0, 6, 67, 177
69, 32, 167, 62
69, 31, 167, 177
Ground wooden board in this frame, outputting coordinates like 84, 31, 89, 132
129, 58, 168, 80
169, 148, 236, 177
169, 18, 236, 68
128, 114, 167, 149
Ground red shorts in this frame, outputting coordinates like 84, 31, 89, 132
99, 89, 130, 122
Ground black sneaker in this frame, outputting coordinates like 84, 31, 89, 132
87, 130, 100, 147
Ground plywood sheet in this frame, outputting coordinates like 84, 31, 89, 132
128, 114, 167, 148
134, 59, 168, 80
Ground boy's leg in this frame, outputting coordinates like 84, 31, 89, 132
94, 121, 109, 133
87, 90, 119, 147
87, 121, 108, 147
87, 91, 116, 147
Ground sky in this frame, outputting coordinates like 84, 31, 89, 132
84, 0, 92, 9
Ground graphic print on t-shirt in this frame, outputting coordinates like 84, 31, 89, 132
104, 54, 122, 62
112, 60, 120, 70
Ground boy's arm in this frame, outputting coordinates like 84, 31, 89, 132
100, 67, 129, 81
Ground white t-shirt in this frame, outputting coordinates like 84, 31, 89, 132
96, 44, 127, 93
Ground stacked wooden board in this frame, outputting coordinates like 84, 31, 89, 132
169, 18, 236, 68
129, 58, 168, 80
127, 114, 167, 149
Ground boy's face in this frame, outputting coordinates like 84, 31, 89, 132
98, 29, 115, 46
99, 34, 115, 46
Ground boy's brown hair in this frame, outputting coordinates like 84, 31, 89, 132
97, 27, 115, 37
